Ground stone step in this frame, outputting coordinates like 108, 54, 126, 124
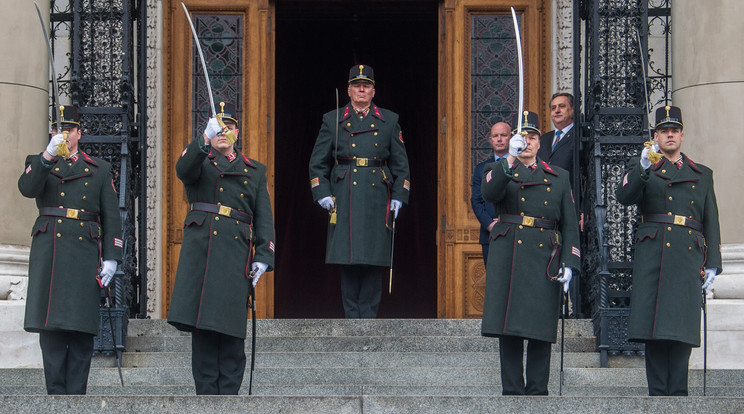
101, 351, 621, 369
127, 318, 594, 338
2, 367, 742, 388
124, 335, 597, 353
0, 395, 742, 413
1, 384, 743, 397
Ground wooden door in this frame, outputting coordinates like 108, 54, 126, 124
437, 0, 550, 318
162, 0, 275, 318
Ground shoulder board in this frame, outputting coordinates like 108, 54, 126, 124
541, 160, 558, 176
372, 106, 385, 121
82, 152, 98, 167
242, 154, 257, 169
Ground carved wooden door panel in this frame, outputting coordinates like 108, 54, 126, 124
437, 0, 550, 318
163, 0, 275, 318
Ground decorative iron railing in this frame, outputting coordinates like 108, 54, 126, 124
49, 0, 148, 355
576, 0, 672, 366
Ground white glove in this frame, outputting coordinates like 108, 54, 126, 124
702, 268, 717, 294
99, 260, 117, 287
46, 134, 66, 157
557, 266, 572, 293
509, 134, 526, 157
318, 196, 334, 211
640, 143, 659, 169
390, 199, 402, 219
203, 117, 223, 140
251, 262, 268, 287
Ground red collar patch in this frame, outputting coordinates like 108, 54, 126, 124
372, 106, 383, 120
686, 156, 701, 173
341, 106, 350, 120
242, 154, 256, 168
541, 160, 558, 176
82, 152, 98, 167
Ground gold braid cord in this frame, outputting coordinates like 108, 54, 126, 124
643, 141, 663, 164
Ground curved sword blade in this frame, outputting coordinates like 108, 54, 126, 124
182, 2, 217, 117
636, 29, 653, 141
511, 7, 524, 135
34, 2, 62, 133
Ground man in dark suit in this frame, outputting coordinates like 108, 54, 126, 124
309, 65, 411, 318
537, 93, 580, 315
471, 122, 510, 265
537, 93, 575, 186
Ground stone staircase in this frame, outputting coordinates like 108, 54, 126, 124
1, 318, 743, 413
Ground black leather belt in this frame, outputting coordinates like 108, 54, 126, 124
642, 214, 703, 232
337, 158, 386, 167
498, 214, 557, 230
39, 207, 99, 222
191, 202, 252, 224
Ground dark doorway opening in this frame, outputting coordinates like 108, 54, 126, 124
274, 1, 439, 318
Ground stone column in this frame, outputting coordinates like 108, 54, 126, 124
674, 0, 744, 368
0, 0, 50, 367
0, 0, 48, 256
672, 0, 744, 246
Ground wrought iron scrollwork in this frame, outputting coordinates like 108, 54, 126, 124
578, 0, 672, 365
50, 0, 147, 353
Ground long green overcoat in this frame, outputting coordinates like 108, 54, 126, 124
616, 155, 721, 346
167, 135, 275, 339
308, 103, 410, 266
480, 159, 581, 343
19, 152, 122, 335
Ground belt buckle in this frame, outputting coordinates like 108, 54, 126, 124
356, 158, 368, 167
522, 216, 535, 227
673, 215, 686, 226
66, 208, 79, 219
218, 205, 232, 217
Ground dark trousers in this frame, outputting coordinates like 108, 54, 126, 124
499, 335, 552, 395
644, 340, 692, 396
191, 329, 246, 395
481, 243, 490, 267
340, 265, 382, 318
39, 330, 94, 395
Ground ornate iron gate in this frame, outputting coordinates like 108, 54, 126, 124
48, 0, 148, 353
575, 0, 672, 366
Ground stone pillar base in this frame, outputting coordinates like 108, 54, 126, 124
690, 244, 744, 369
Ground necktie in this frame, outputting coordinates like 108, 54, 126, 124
552, 130, 563, 151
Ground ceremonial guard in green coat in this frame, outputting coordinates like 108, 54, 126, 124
616, 105, 721, 396
309, 65, 411, 318
19, 105, 122, 394
167, 102, 275, 395
480, 111, 580, 395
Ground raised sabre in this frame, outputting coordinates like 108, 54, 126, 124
34, 2, 69, 158
181, 2, 237, 145
635, 29, 662, 164
510, 7, 525, 136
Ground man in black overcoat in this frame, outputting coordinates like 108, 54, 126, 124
19, 105, 122, 394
